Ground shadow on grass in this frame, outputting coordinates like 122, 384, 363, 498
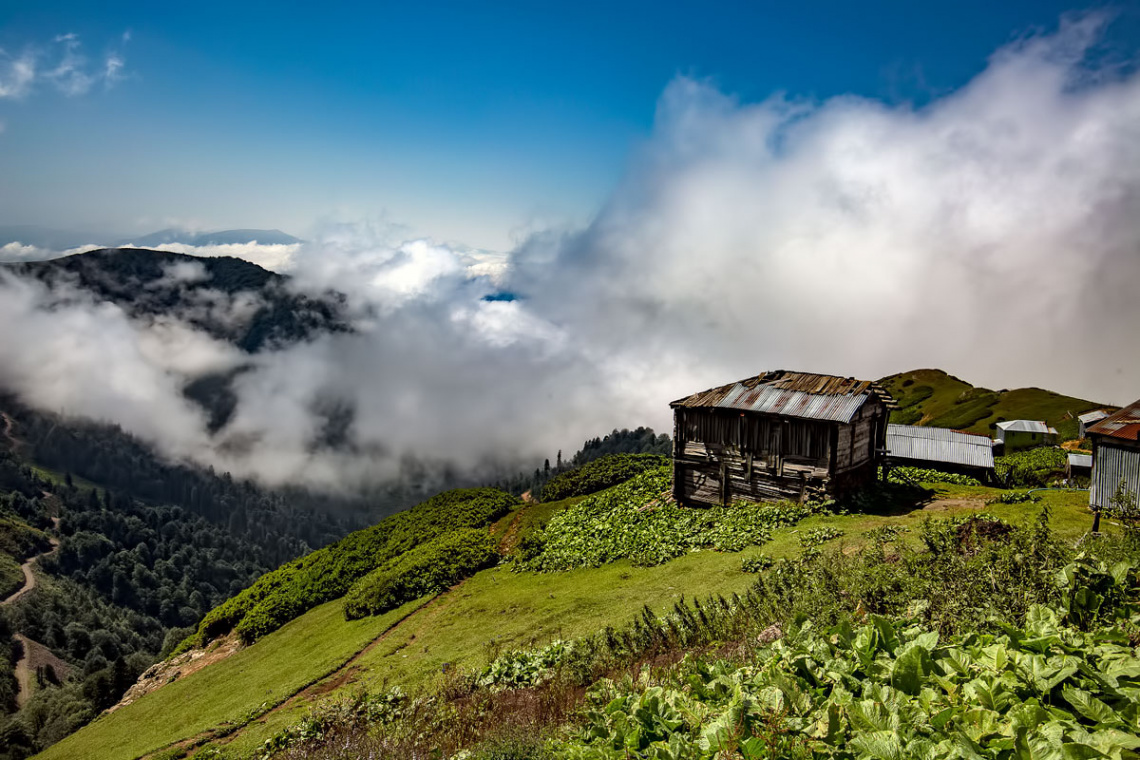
841, 481, 936, 517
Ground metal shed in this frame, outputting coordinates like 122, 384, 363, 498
994, 420, 1058, 453
1078, 410, 1111, 439
1067, 452, 1093, 479
1088, 400, 1140, 511
885, 424, 995, 480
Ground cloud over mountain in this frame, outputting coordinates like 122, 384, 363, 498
1, 15, 1139, 490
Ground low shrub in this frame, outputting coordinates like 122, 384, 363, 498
996, 446, 1067, 487
539, 454, 668, 502
740, 555, 773, 573
190, 488, 518, 645
988, 489, 1041, 505
883, 466, 981, 486
521, 466, 829, 572
343, 528, 498, 620
477, 640, 574, 691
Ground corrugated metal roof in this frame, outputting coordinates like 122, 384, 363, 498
886, 424, 995, 469
995, 420, 1057, 435
1087, 399, 1140, 443
670, 370, 895, 424
1078, 410, 1110, 425
1068, 453, 1093, 469
1090, 442, 1140, 509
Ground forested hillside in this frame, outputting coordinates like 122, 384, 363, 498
0, 402, 366, 758
494, 427, 672, 498
0, 387, 676, 758
5, 248, 349, 354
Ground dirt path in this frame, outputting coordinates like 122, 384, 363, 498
12, 635, 33, 709
0, 412, 20, 453
2, 526, 60, 606
4, 517, 63, 707
12, 633, 72, 709
139, 584, 470, 759
0, 411, 31, 458
2, 517, 61, 606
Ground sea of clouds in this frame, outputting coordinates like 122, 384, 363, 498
2, 16, 1139, 490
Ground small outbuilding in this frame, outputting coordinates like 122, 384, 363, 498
885, 424, 996, 483
1067, 452, 1093, 480
993, 420, 1058, 453
670, 370, 894, 506
1088, 400, 1140, 514
1078, 410, 1111, 439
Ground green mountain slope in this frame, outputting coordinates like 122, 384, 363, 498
35, 462, 1108, 760
880, 368, 1113, 439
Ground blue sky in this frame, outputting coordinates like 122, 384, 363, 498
1, 1, 1137, 249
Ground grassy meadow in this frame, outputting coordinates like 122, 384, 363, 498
37, 473, 1107, 760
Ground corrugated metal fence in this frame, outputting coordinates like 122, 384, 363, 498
1091, 444, 1140, 510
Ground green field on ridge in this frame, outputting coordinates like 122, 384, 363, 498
881, 368, 1112, 438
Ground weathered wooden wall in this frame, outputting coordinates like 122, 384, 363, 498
672, 404, 885, 507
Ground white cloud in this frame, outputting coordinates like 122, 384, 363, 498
0, 242, 53, 262
104, 52, 124, 85
0, 49, 36, 99
0, 31, 128, 103
123, 242, 302, 273
2, 15, 1140, 491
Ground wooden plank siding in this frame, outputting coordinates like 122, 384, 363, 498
672, 403, 887, 507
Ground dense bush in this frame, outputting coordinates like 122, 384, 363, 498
521, 466, 828, 571
883, 466, 981, 486
557, 603, 1140, 760
539, 454, 668, 502
191, 488, 518, 645
343, 529, 498, 620
892, 384, 933, 411
0, 518, 50, 561
996, 447, 1067, 487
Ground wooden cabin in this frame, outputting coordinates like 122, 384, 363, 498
670, 370, 894, 506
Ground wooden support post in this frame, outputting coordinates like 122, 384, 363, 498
720, 459, 729, 506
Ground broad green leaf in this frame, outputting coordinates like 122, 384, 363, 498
1062, 686, 1121, 728
849, 730, 906, 760
1061, 743, 1109, 760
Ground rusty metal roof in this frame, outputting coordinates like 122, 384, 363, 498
886, 424, 995, 470
1087, 398, 1140, 442
670, 370, 895, 424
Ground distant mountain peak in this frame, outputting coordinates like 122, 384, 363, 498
121, 228, 302, 248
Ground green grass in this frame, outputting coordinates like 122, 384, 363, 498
36, 596, 431, 760
219, 548, 759, 757
758, 482, 1097, 561
27, 464, 100, 491
881, 369, 1109, 439
0, 516, 48, 558
0, 550, 23, 598
52, 479, 1105, 760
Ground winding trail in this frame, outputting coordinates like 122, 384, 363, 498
2, 522, 60, 606
1, 407, 63, 706
1, 412, 23, 454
